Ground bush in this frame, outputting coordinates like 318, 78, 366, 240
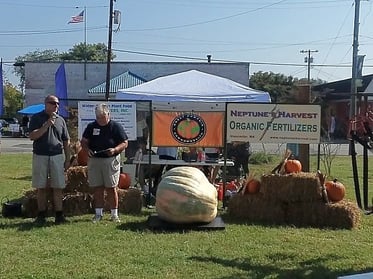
249, 151, 274, 165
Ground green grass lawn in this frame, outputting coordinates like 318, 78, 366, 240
0, 153, 373, 279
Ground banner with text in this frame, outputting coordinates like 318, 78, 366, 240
152, 111, 224, 147
78, 101, 136, 140
226, 103, 321, 144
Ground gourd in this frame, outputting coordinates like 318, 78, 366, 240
325, 178, 345, 202
156, 166, 218, 224
285, 159, 302, 173
118, 173, 131, 189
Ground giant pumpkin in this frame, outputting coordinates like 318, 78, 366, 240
155, 166, 218, 224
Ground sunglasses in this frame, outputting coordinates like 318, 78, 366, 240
47, 101, 59, 106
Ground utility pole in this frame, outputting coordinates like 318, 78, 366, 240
105, 0, 115, 101
350, 0, 360, 120
300, 49, 318, 85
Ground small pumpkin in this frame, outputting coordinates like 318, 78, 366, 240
285, 159, 302, 173
244, 178, 260, 194
77, 148, 89, 166
118, 173, 131, 189
156, 166, 218, 224
325, 178, 345, 202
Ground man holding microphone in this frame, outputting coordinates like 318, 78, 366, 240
29, 94, 71, 225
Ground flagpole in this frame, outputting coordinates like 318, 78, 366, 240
84, 6, 87, 80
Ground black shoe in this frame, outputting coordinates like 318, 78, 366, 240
33, 215, 46, 226
55, 215, 68, 225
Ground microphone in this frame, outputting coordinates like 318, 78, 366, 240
51, 112, 57, 120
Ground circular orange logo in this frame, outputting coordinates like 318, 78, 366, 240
171, 113, 206, 144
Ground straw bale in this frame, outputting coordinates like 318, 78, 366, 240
65, 166, 91, 194
22, 190, 38, 218
63, 193, 93, 217
227, 193, 285, 224
119, 188, 143, 215
285, 200, 361, 229
228, 191, 361, 229
22, 189, 55, 217
102, 188, 143, 214
260, 172, 322, 202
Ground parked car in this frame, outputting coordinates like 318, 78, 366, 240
0, 119, 9, 127
2, 117, 19, 125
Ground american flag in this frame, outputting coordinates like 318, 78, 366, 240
68, 10, 84, 24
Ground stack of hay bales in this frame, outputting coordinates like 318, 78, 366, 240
228, 172, 361, 229
22, 166, 143, 217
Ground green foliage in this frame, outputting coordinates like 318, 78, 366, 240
3, 82, 23, 117
249, 151, 274, 164
13, 49, 60, 88
59, 43, 114, 62
0, 153, 373, 278
13, 43, 111, 87
249, 71, 298, 103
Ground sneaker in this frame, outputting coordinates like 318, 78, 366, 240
110, 215, 121, 223
55, 215, 68, 225
33, 215, 46, 226
92, 215, 103, 223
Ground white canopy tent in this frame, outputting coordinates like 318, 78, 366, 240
115, 70, 271, 110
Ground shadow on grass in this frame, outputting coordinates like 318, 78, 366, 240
117, 220, 150, 232
0, 218, 55, 231
189, 254, 362, 279
3, 175, 32, 181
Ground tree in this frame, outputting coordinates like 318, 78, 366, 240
249, 71, 298, 103
3, 82, 23, 117
59, 43, 114, 62
13, 49, 61, 89
13, 43, 112, 88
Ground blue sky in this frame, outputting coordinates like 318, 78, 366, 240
1, 0, 372, 85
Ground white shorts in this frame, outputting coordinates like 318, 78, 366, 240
87, 155, 120, 188
32, 154, 66, 189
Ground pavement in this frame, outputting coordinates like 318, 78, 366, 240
0, 136, 33, 153
0, 136, 370, 156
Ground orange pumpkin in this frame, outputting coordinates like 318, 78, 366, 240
118, 173, 131, 189
325, 179, 345, 202
77, 149, 89, 166
285, 159, 302, 173
244, 178, 260, 194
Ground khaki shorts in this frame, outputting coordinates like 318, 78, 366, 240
32, 154, 66, 189
87, 155, 120, 188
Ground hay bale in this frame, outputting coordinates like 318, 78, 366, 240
22, 189, 39, 218
228, 192, 361, 229
285, 200, 361, 229
227, 193, 285, 224
22, 189, 57, 218
119, 188, 143, 215
65, 166, 91, 194
22, 189, 94, 218
102, 188, 143, 214
261, 172, 322, 202
63, 193, 93, 217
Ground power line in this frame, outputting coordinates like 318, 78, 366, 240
0, 26, 106, 36
122, 0, 290, 32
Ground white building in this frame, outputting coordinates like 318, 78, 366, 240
24, 61, 250, 107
